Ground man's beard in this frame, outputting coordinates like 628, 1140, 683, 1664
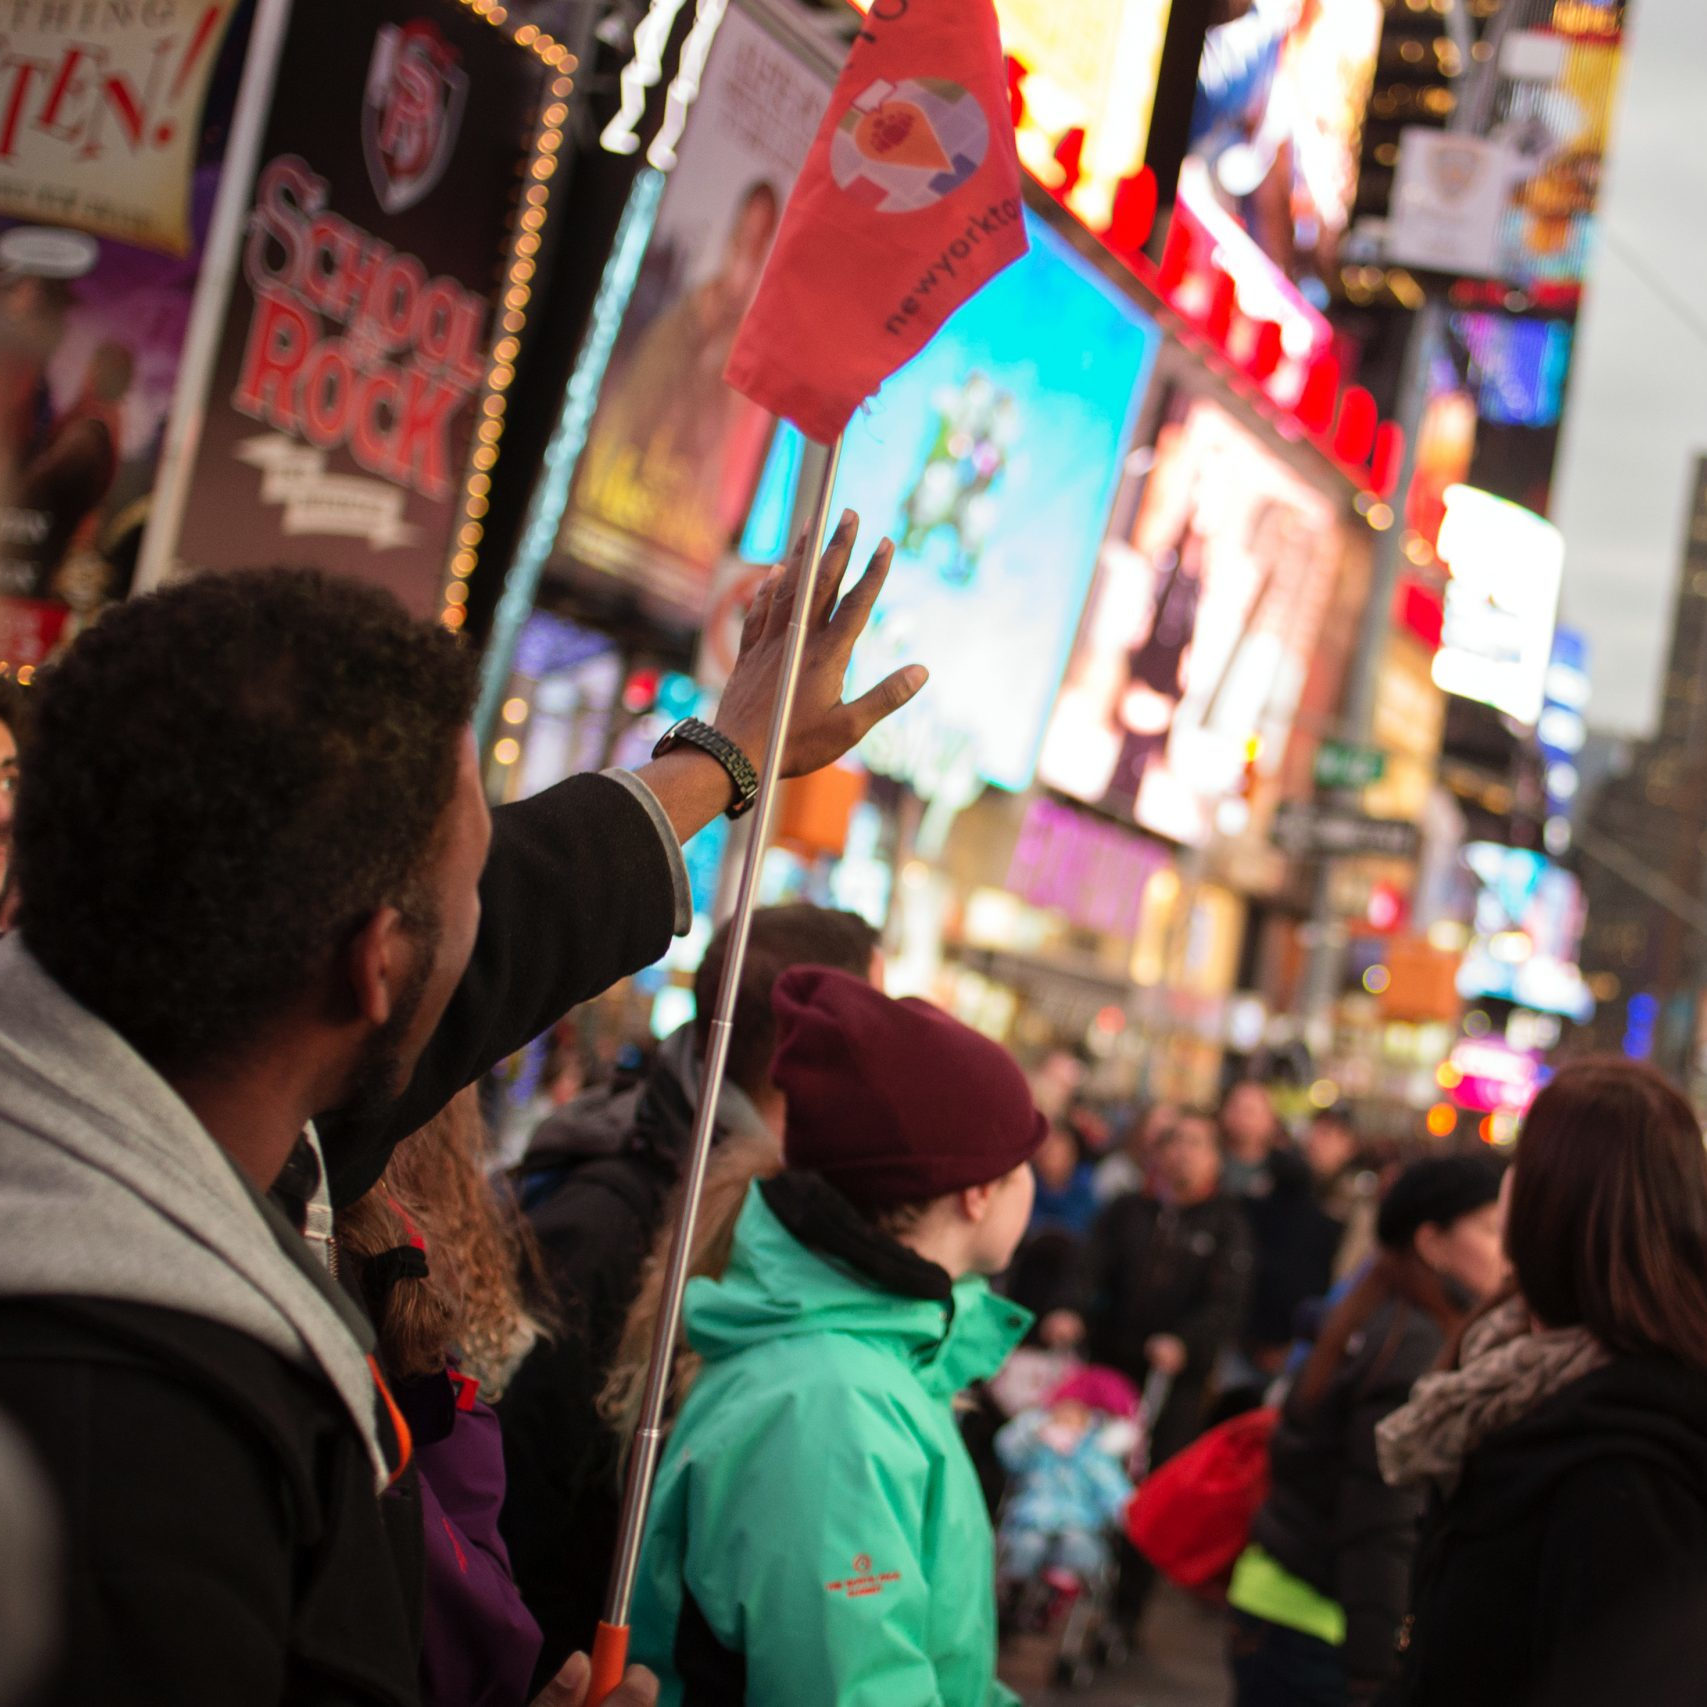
336, 924, 439, 1132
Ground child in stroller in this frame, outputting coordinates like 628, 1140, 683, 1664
994, 1366, 1142, 1687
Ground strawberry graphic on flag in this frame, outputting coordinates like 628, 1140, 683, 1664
724, 0, 1028, 445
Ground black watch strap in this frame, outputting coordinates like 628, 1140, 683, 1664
651, 717, 760, 820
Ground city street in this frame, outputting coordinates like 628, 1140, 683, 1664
1002, 1587, 1229, 1707
6, 0, 1707, 1703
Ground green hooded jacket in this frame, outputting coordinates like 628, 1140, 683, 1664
630, 1176, 1031, 1705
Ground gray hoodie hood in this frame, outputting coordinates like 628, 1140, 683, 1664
0, 937, 392, 1487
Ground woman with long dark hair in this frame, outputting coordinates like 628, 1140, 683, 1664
1381, 1060, 1707, 1706
1227, 1155, 1506, 1705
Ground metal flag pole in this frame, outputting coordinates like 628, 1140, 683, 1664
587, 431, 844, 1705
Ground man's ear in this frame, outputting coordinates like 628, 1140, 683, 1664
345, 905, 409, 1029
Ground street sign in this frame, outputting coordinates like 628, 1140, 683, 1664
1314, 741, 1388, 792
1272, 802, 1420, 861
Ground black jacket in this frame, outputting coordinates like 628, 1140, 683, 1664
1074, 1192, 1252, 1463
497, 1039, 707, 1684
1241, 1149, 1343, 1357
0, 1300, 423, 1707
1249, 1297, 1445, 1683
1394, 1356, 1707, 1707
0, 773, 679, 1707
1078, 1191, 1254, 1387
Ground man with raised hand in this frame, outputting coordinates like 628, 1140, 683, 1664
0, 518, 920, 1707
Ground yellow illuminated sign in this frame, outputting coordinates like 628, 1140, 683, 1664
999, 0, 1174, 234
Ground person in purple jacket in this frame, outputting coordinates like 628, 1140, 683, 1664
339, 1087, 555, 1706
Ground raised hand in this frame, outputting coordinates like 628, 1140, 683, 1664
713, 510, 928, 779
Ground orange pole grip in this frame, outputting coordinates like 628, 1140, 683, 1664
587, 1621, 631, 1706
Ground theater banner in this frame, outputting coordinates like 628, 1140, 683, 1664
0, 0, 243, 257
165, 0, 549, 616
0, 0, 253, 670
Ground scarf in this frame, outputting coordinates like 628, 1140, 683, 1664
1377, 1293, 1611, 1495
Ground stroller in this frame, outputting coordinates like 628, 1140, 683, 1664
987, 1353, 1171, 1691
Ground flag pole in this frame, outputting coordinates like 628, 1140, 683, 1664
588, 430, 845, 1705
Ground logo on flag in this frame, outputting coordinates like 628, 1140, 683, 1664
362, 20, 468, 215
831, 77, 990, 213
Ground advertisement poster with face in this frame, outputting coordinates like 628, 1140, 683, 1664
555, 6, 830, 620
167, 0, 548, 617
1184, 0, 1383, 301
1039, 395, 1341, 847
0, 0, 251, 668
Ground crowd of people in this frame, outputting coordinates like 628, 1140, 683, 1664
2, 546, 1707, 1707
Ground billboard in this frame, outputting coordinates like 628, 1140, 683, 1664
828, 213, 1162, 801
999, 0, 1175, 236
0, 0, 251, 668
1040, 393, 1342, 846
1183, 0, 1383, 299
1387, 7, 1626, 300
165, 0, 549, 617
1432, 484, 1563, 726
1490, 15, 1624, 296
556, 6, 830, 620
0, 0, 244, 257
1458, 842, 1593, 1022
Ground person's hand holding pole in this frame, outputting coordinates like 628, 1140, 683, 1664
535, 1652, 657, 1707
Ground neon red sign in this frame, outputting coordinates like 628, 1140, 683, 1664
1006, 49, 1400, 496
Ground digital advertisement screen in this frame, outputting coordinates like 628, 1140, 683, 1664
1432, 485, 1563, 726
1183, 0, 1384, 300
1458, 842, 1593, 1022
1451, 312, 1575, 430
1040, 394, 1342, 847
819, 212, 1163, 800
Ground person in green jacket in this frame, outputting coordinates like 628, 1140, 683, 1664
630, 965, 1047, 1706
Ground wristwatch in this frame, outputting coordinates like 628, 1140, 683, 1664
652, 717, 760, 819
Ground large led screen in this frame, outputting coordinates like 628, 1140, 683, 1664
824, 213, 1162, 799
1040, 394, 1342, 846
1184, 0, 1383, 300
1458, 843, 1593, 1022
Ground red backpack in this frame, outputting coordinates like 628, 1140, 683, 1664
1125, 1406, 1279, 1596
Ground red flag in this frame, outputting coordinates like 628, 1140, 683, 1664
724, 0, 1028, 445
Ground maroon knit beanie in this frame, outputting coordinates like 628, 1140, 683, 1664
770, 965, 1047, 1208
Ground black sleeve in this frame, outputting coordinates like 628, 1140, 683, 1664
4, 1358, 296, 1707
323, 773, 679, 1205
1173, 1205, 1255, 1378
1333, 1371, 1429, 1684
